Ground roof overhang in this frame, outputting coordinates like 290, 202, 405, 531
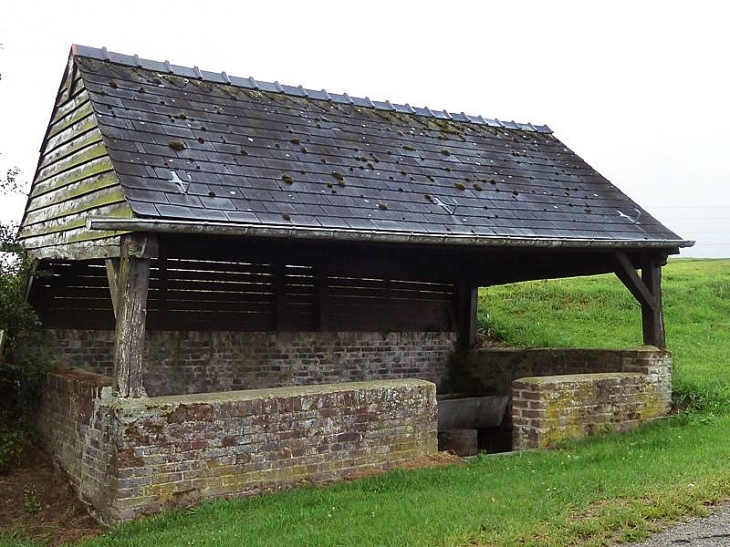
87, 217, 694, 251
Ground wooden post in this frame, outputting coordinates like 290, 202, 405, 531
106, 258, 120, 319
273, 262, 287, 331
614, 252, 666, 349
315, 265, 330, 331
642, 260, 666, 348
112, 233, 155, 398
454, 277, 478, 350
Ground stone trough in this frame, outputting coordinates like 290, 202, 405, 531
437, 395, 509, 456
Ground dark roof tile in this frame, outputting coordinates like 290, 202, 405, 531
70, 46, 688, 247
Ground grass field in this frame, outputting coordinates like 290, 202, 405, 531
3, 258, 729, 547
479, 258, 730, 413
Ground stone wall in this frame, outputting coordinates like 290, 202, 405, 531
447, 347, 672, 448
512, 371, 671, 450
42, 330, 456, 396
38, 370, 437, 525
447, 347, 672, 399
37, 369, 114, 518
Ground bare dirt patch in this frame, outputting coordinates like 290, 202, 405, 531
0, 443, 104, 546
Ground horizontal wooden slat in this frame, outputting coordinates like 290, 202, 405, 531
26, 171, 120, 213
148, 300, 273, 312
19, 202, 132, 238
52, 86, 92, 124
149, 289, 274, 303
47, 101, 93, 138
151, 280, 274, 294
31, 156, 114, 197
39, 309, 115, 330
152, 269, 273, 284
38, 128, 104, 170
36, 140, 108, 183
43, 114, 97, 156
328, 287, 452, 301
23, 186, 126, 226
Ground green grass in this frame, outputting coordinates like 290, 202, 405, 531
479, 258, 730, 413
4, 258, 730, 546
76, 414, 730, 547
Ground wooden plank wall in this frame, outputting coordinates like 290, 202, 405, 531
31, 257, 455, 332
18, 57, 131, 260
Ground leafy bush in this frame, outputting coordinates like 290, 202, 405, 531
0, 425, 26, 473
0, 173, 49, 471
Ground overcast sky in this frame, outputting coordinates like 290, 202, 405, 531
1, 1, 728, 257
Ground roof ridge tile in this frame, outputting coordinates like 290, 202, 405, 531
71, 44, 553, 134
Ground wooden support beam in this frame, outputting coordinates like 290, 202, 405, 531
642, 260, 666, 348
273, 262, 287, 331
0, 330, 5, 366
614, 252, 666, 349
112, 233, 155, 398
454, 278, 478, 350
614, 252, 657, 311
105, 258, 120, 319
22, 259, 39, 302
315, 266, 330, 332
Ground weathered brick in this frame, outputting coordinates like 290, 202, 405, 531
40, 330, 457, 396
512, 362, 671, 450
38, 373, 437, 526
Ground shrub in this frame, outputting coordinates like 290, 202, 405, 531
0, 217, 48, 472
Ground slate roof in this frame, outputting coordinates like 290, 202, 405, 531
71, 45, 690, 248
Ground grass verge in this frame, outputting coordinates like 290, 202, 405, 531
77, 412, 730, 546
4, 258, 729, 546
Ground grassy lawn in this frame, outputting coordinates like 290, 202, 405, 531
479, 258, 730, 413
3, 258, 729, 547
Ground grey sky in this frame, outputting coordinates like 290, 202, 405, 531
1, 1, 728, 257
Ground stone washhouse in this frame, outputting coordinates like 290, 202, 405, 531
19, 45, 691, 524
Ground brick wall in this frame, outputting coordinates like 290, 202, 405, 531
447, 348, 642, 397
42, 330, 456, 396
447, 347, 672, 447
37, 369, 114, 518
512, 369, 671, 450
38, 370, 437, 525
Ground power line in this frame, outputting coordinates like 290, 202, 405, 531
679, 232, 730, 235
649, 205, 730, 210
662, 217, 730, 222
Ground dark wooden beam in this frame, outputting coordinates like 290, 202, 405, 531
614, 252, 657, 312
112, 233, 155, 398
614, 252, 666, 348
22, 259, 39, 302
0, 330, 6, 366
273, 262, 287, 331
314, 265, 330, 331
105, 258, 120, 319
642, 260, 666, 348
454, 277, 478, 350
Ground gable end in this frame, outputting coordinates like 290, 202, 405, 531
18, 53, 133, 260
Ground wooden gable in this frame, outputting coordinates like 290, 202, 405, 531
18, 54, 133, 260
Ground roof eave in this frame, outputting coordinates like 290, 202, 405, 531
86, 217, 694, 250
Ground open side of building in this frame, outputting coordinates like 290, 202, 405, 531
20, 45, 692, 524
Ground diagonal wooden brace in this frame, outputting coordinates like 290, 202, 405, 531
614, 252, 666, 348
